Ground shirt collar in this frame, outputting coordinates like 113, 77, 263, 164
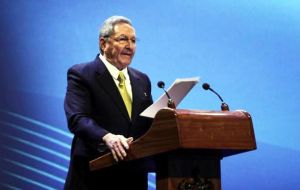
99, 54, 129, 81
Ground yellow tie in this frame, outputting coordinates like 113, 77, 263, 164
117, 72, 132, 118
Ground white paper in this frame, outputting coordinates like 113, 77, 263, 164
140, 77, 200, 118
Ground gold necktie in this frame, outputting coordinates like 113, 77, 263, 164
117, 72, 132, 118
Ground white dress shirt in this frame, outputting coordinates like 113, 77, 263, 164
99, 54, 133, 99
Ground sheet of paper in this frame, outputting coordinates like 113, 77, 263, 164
140, 76, 200, 118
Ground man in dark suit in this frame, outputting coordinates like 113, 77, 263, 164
64, 15, 153, 190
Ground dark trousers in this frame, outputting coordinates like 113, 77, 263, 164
64, 156, 148, 190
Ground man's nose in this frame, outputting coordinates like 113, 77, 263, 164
125, 41, 136, 49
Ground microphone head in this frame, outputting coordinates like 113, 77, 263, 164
202, 83, 210, 90
157, 81, 165, 88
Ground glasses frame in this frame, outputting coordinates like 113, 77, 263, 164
104, 35, 139, 45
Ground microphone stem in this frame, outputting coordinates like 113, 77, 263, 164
210, 88, 224, 102
203, 83, 229, 111
163, 89, 176, 108
158, 81, 176, 109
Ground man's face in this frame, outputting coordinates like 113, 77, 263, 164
101, 23, 136, 70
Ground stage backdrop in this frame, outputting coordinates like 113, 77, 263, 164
0, 0, 299, 189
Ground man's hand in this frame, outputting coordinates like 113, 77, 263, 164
102, 133, 133, 162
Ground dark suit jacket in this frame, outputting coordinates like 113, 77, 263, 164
64, 54, 153, 189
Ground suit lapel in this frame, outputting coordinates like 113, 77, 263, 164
94, 57, 131, 122
129, 68, 144, 123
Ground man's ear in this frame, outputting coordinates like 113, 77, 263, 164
99, 37, 106, 53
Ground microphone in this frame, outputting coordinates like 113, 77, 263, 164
202, 83, 229, 111
157, 81, 176, 108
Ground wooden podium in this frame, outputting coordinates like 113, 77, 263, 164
89, 108, 256, 190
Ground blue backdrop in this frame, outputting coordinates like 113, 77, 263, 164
0, 0, 299, 189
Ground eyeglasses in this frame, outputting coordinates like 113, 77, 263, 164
112, 35, 138, 45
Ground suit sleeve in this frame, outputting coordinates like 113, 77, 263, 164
64, 67, 108, 149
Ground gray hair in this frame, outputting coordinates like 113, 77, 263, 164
99, 15, 132, 39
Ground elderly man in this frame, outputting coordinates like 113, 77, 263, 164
64, 15, 153, 190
